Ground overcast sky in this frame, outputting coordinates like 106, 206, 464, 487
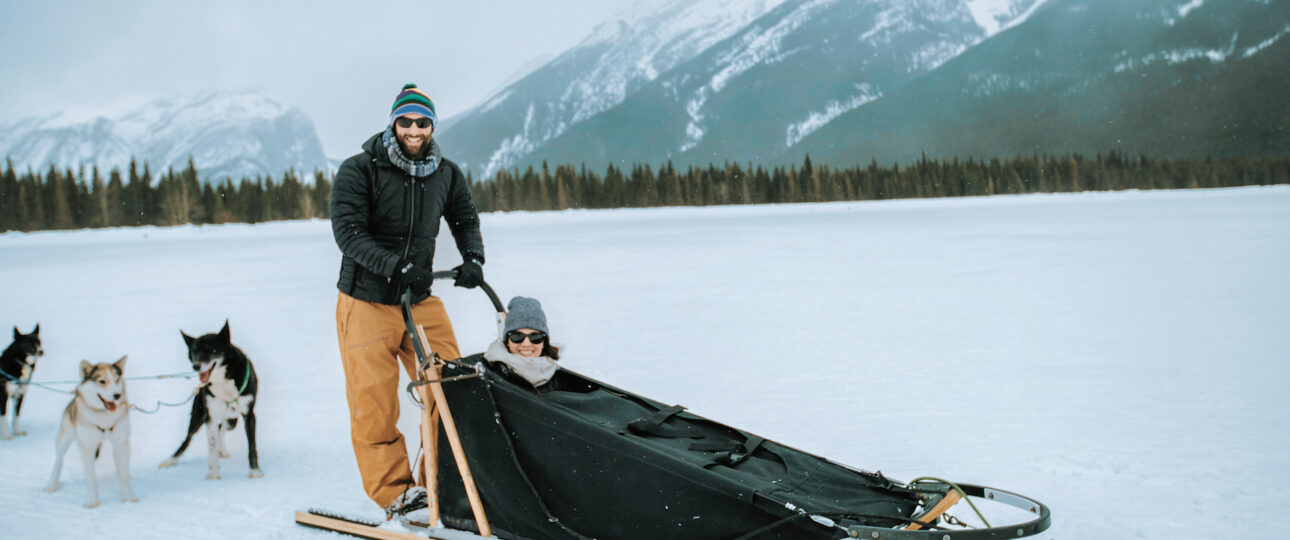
0, 0, 645, 158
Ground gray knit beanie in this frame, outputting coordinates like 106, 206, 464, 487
504, 296, 548, 334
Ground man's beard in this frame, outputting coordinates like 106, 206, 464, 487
397, 136, 430, 160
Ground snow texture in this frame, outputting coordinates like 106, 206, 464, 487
784, 83, 882, 147
966, 0, 1049, 36
1, 186, 1288, 539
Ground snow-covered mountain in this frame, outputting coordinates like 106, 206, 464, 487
442, 0, 1284, 174
438, 0, 794, 176
439, 0, 1045, 175
0, 89, 329, 182
792, 0, 1290, 164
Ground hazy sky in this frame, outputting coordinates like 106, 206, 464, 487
0, 0, 645, 158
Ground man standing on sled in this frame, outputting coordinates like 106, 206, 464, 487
330, 83, 485, 520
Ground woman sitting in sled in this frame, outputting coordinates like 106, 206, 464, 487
485, 296, 563, 392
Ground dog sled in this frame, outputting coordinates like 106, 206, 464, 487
298, 275, 1051, 539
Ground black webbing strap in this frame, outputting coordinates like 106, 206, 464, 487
627, 404, 700, 438
726, 435, 765, 465
688, 441, 744, 452
697, 434, 766, 468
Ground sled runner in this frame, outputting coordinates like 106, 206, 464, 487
300, 274, 1051, 539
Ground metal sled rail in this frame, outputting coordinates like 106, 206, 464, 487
844, 483, 1051, 539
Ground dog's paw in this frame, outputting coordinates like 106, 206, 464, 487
122, 494, 139, 503
43, 482, 61, 493
205, 471, 221, 480
14, 430, 27, 436
219, 450, 231, 458
83, 501, 100, 509
158, 457, 178, 469
249, 468, 264, 479
0, 434, 12, 441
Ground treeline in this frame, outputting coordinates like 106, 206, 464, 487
472, 152, 1290, 212
0, 158, 331, 232
3, 152, 1288, 232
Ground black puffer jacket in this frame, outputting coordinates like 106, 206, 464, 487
331, 132, 484, 305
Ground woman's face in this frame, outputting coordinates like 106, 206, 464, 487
506, 328, 546, 358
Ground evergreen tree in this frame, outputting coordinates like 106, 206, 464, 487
603, 165, 624, 208
73, 169, 94, 228
105, 168, 124, 227
140, 162, 157, 225
124, 159, 143, 225
90, 166, 109, 228
312, 170, 331, 218
20, 172, 44, 231
46, 165, 76, 229
158, 164, 200, 226
0, 159, 18, 231
199, 183, 217, 225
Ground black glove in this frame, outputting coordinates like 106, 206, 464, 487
397, 260, 434, 293
453, 257, 484, 289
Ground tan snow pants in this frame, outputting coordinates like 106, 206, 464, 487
335, 292, 461, 509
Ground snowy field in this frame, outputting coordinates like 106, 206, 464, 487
1, 186, 1287, 539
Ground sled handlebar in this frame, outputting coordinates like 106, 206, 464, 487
399, 272, 506, 367
424, 270, 505, 313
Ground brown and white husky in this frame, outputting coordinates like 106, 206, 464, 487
43, 356, 139, 507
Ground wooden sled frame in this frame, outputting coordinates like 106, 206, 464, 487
904, 487, 962, 530
401, 289, 494, 538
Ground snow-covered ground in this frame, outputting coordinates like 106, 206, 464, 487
1, 186, 1287, 539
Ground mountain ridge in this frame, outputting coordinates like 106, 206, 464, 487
1, 88, 330, 182
439, 0, 1049, 175
440, 0, 1284, 174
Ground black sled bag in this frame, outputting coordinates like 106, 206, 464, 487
433, 355, 920, 540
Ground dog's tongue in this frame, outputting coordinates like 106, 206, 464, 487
200, 366, 214, 383
100, 396, 117, 412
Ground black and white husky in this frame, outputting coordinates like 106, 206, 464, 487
1, 324, 44, 440
160, 321, 262, 479
44, 356, 139, 507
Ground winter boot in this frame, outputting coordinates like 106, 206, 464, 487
384, 485, 429, 523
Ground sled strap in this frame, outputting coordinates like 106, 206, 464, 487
723, 435, 765, 466
628, 405, 699, 438
695, 435, 765, 468
688, 440, 743, 452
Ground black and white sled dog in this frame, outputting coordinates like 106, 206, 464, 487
44, 356, 139, 507
159, 321, 262, 479
1, 324, 44, 440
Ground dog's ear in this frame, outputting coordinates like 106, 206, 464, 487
219, 320, 231, 343
12, 326, 19, 339
181, 330, 195, 347
79, 360, 93, 380
113, 355, 128, 373
31, 324, 39, 336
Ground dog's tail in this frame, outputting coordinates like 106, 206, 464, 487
53, 400, 76, 447
62, 399, 107, 459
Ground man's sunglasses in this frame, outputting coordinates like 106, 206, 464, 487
395, 116, 433, 129
506, 331, 547, 344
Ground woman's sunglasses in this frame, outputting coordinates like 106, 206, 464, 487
506, 331, 547, 344
395, 116, 433, 129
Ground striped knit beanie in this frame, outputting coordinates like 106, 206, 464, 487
389, 83, 437, 128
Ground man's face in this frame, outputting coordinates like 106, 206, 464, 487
393, 113, 433, 157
